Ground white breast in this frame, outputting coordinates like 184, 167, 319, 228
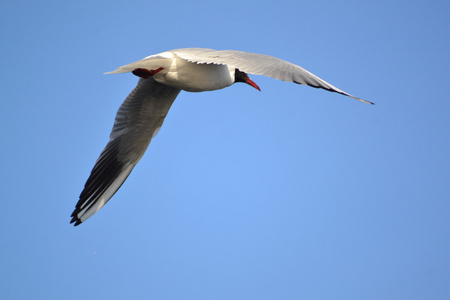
153, 57, 235, 92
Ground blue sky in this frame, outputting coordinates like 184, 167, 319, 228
1, 0, 450, 299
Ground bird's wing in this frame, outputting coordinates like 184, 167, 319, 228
70, 77, 181, 226
172, 48, 373, 104
104, 53, 175, 75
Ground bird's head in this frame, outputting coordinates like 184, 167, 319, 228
234, 69, 261, 91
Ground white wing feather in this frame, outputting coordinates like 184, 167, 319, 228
171, 48, 373, 104
105, 53, 174, 75
71, 77, 181, 225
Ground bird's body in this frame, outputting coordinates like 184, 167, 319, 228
154, 57, 235, 92
71, 48, 372, 226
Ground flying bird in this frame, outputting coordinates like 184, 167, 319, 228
70, 48, 373, 226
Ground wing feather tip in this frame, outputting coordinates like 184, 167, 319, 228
352, 96, 375, 105
104, 67, 131, 75
70, 216, 82, 226
104, 70, 121, 75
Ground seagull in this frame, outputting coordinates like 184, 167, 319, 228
70, 48, 373, 226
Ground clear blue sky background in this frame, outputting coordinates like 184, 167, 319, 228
1, 1, 449, 299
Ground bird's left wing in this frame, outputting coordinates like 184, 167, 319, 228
70, 77, 181, 226
172, 48, 373, 104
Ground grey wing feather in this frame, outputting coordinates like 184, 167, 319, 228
70, 77, 181, 225
173, 48, 373, 104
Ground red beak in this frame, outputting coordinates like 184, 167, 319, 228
246, 77, 261, 91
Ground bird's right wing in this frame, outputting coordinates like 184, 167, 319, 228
70, 77, 181, 226
173, 48, 373, 105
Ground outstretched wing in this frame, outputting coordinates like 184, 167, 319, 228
71, 77, 181, 226
172, 48, 373, 104
104, 52, 174, 75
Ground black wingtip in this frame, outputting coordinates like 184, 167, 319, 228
70, 216, 82, 226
